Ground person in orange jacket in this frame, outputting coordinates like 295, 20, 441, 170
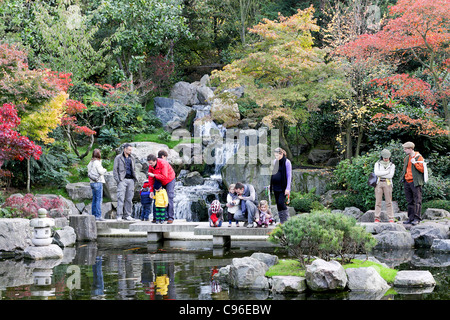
401, 141, 425, 225
147, 153, 176, 223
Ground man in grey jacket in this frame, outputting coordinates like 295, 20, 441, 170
113, 143, 137, 221
233, 182, 258, 228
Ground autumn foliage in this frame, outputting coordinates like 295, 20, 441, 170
336, 0, 450, 138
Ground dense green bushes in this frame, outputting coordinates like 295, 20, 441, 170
268, 210, 377, 267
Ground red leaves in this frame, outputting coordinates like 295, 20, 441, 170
371, 74, 437, 108
61, 100, 96, 136
0, 103, 42, 166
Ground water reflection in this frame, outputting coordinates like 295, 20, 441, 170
0, 238, 448, 300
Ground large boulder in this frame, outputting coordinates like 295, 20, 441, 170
250, 252, 279, 268
69, 214, 97, 241
271, 276, 307, 294
422, 208, 450, 220
154, 97, 195, 128
410, 222, 449, 248
24, 244, 64, 260
0, 218, 33, 253
65, 182, 92, 201
291, 169, 333, 196
394, 270, 436, 288
345, 267, 390, 292
373, 231, 415, 249
431, 239, 450, 252
229, 257, 270, 290
169, 81, 200, 106
305, 259, 347, 292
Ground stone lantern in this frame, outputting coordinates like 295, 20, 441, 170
30, 208, 55, 246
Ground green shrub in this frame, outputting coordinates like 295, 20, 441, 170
290, 189, 320, 212
421, 199, 450, 214
268, 210, 377, 267
331, 193, 360, 210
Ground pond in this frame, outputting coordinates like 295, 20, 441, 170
0, 237, 449, 301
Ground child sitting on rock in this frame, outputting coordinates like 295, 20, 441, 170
208, 200, 223, 227
257, 200, 273, 228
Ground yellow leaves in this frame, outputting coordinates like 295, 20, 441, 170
19, 92, 67, 144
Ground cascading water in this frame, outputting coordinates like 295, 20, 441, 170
171, 106, 240, 221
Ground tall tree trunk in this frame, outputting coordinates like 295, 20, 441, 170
27, 158, 31, 193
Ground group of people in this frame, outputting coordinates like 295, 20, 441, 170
87, 144, 177, 223
87, 141, 425, 227
87, 144, 293, 228
374, 141, 425, 225
207, 147, 293, 228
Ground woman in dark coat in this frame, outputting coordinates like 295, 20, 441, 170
270, 148, 292, 224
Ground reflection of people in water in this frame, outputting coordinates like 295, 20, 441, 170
141, 256, 155, 300
210, 267, 221, 293
92, 256, 104, 298
154, 263, 170, 299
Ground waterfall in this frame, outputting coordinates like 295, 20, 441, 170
170, 106, 239, 221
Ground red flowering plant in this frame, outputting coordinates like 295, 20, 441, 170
1, 193, 65, 219
0, 103, 42, 184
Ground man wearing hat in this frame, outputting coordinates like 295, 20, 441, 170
401, 141, 425, 225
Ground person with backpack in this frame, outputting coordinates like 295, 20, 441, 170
401, 141, 425, 225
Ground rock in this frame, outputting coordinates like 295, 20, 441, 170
124, 141, 183, 165
154, 97, 195, 127
343, 207, 364, 220
410, 222, 449, 248
422, 208, 450, 220
65, 182, 93, 201
305, 259, 347, 292
103, 172, 118, 202
373, 231, 415, 249
291, 169, 333, 196
0, 218, 33, 252
250, 252, 279, 268
394, 270, 436, 288
54, 226, 77, 247
431, 239, 450, 252
229, 257, 270, 290
271, 276, 307, 293
0, 260, 34, 288
307, 149, 333, 165
69, 214, 97, 241
169, 81, 200, 106
346, 267, 390, 291
320, 190, 347, 207
210, 97, 240, 127
223, 86, 245, 99
358, 208, 406, 222
199, 74, 211, 87
196, 86, 214, 105
359, 222, 407, 234
181, 171, 205, 186
214, 265, 231, 282
23, 244, 64, 260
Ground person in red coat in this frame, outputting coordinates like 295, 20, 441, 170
147, 153, 176, 223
